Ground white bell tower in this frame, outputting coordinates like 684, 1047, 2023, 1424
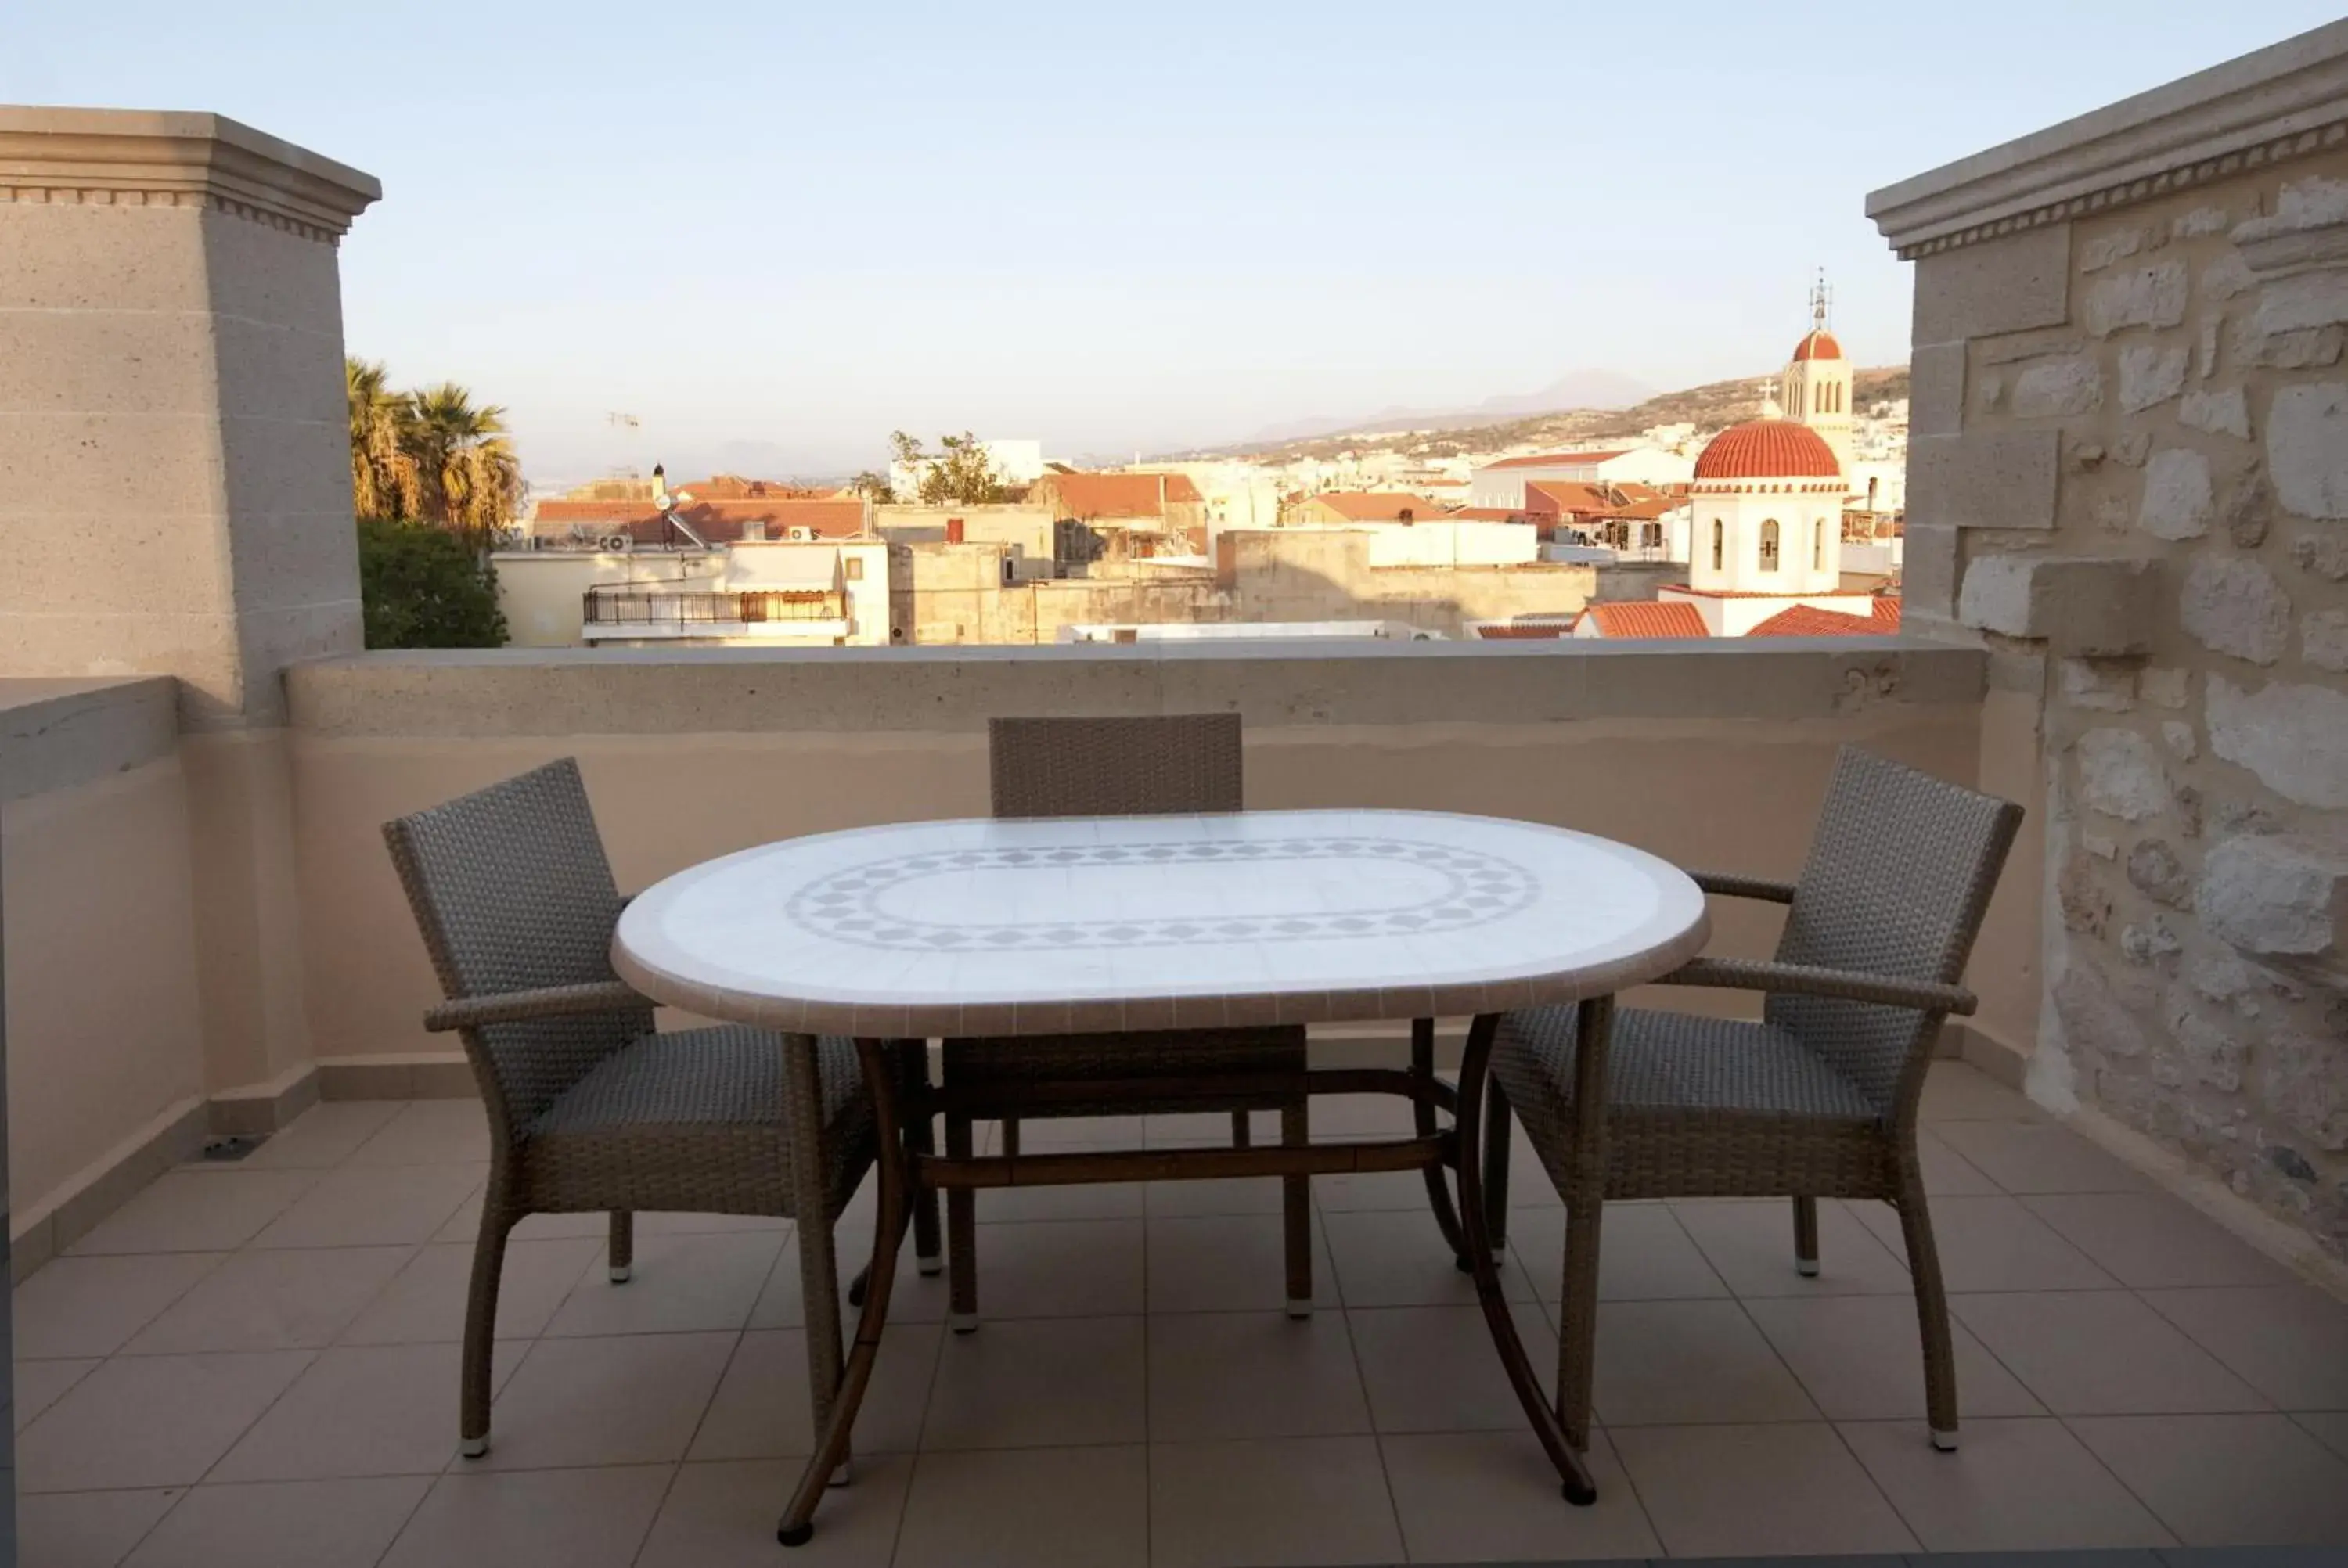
1779, 271, 1853, 473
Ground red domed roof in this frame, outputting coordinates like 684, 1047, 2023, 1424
1694, 419, 1842, 480
1791, 329, 1844, 361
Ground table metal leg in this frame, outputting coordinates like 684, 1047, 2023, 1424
1455, 1011, 1597, 1506
780, 1037, 913, 1547
1411, 1017, 1471, 1269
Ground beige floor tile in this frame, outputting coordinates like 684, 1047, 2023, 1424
951, 1217, 1144, 1318
19, 1349, 314, 1491
1149, 1434, 1403, 1567
1915, 1127, 2002, 1195
542, 1229, 783, 1336
639, 1457, 911, 1567
1743, 1293, 2042, 1421
124, 1476, 433, 1568
2022, 1192, 2299, 1289
250, 1162, 484, 1250
2296, 1412, 2348, 1461
1312, 1168, 1435, 1213
1349, 1301, 1558, 1433
1933, 1119, 2156, 1194
973, 1178, 1144, 1221
1009, 1113, 1142, 1148
477, 1330, 734, 1469
1325, 1205, 1536, 1307
380, 1462, 673, 1568
15, 1489, 178, 1568
1919, 1061, 2044, 1122
922, 1314, 1144, 1449
1510, 1203, 1728, 1303
751, 1222, 952, 1329
1840, 1415, 2174, 1551
1612, 1421, 1919, 1556
1145, 1174, 1288, 1217
13, 1358, 102, 1430
1589, 1297, 1820, 1426
1853, 1193, 2120, 1292
1673, 1197, 1914, 1296
1145, 1213, 1338, 1313
232, 1102, 408, 1170
1147, 1309, 1371, 1441
433, 1196, 608, 1244
123, 1246, 410, 1354
64, 1170, 319, 1255
346, 1098, 492, 1166
340, 1236, 604, 1344
634, 1210, 794, 1234
1952, 1290, 2267, 1415
2070, 1412, 2348, 1546
2141, 1286, 2348, 1409
1302, 1091, 1418, 1139
211, 1340, 519, 1480
1381, 1427, 1660, 1561
13, 1253, 226, 1358
895, 1444, 1148, 1568
689, 1323, 940, 1460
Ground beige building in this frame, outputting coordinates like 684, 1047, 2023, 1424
495, 541, 897, 646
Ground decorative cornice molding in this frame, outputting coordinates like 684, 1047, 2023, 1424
1867, 20, 2348, 259
0, 107, 380, 243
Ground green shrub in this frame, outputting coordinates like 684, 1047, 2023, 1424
357, 516, 509, 649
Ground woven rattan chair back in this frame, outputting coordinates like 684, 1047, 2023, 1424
1768, 747, 2023, 1122
383, 758, 651, 1142
989, 713, 1242, 818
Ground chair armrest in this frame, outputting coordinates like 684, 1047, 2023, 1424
424, 980, 647, 1033
1658, 957, 1976, 1016
1689, 871, 1798, 904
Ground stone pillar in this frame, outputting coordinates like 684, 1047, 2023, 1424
0, 109, 379, 1106
1870, 20, 2348, 1264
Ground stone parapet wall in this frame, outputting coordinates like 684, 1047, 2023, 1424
1874, 22, 2348, 1261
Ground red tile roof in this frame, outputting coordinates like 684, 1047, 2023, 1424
1446, 507, 1527, 521
1474, 623, 1574, 639
1310, 491, 1448, 521
1871, 596, 1903, 628
1522, 480, 1675, 520
1035, 472, 1203, 518
1746, 605, 1892, 638
1482, 449, 1634, 471
1791, 329, 1845, 361
1580, 601, 1710, 639
1694, 420, 1841, 481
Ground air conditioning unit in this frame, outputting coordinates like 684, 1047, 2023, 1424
788, 526, 812, 541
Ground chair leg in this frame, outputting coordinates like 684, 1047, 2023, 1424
608, 1210, 634, 1283
1232, 1109, 1253, 1149
896, 1041, 942, 1277
1555, 1195, 1604, 1454
1482, 1080, 1513, 1257
461, 1201, 516, 1457
1792, 1196, 1820, 1278
999, 1117, 1020, 1157
1894, 1175, 1961, 1451
945, 1113, 979, 1332
1281, 1099, 1312, 1318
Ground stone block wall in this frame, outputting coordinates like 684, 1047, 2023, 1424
1916, 149, 2348, 1260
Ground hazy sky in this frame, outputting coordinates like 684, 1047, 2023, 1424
7, 4, 2335, 479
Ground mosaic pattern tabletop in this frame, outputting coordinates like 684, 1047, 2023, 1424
613, 810, 1710, 1038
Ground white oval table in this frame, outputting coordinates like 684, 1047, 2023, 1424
614, 808, 1710, 1545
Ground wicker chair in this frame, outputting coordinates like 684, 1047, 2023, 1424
1486, 747, 2022, 1455
384, 758, 880, 1460
939, 714, 1315, 1325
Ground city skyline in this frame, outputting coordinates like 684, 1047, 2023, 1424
7, 0, 2338, 477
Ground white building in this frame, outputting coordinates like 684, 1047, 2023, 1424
1468, 446, 1694, 509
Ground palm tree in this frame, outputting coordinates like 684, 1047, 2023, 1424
404, 382, 523, 541
345, 357, 420, 521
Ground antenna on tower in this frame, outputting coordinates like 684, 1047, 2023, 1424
1810, 268, 1831, 331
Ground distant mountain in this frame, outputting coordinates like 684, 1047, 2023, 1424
1238, 369, 1654, 447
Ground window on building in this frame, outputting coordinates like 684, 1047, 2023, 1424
1711, 520, 1724, 570
1813, 519, 1824, 570
844, 556, 865, 581
1759, 519, 1780, 571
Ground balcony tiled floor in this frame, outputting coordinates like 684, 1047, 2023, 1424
15, 1062, 2348, 1566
